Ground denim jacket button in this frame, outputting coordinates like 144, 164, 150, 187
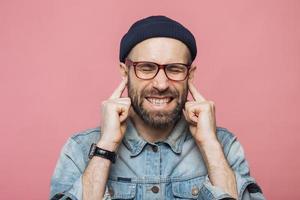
192, 186, 199, 196
152, 146, 158, 152
151, 185, 160, 193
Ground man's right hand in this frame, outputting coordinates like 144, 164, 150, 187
97, 77, 131, 151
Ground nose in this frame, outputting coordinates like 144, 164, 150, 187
152, 69, 169, 91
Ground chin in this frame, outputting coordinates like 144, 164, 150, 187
139, 106, 181, 129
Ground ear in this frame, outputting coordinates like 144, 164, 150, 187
188, 65, 197, 81
119, 62, 129, 79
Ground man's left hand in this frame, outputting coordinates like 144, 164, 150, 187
183, 80, 218, 145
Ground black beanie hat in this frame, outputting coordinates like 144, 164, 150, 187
119, 15, 197, 63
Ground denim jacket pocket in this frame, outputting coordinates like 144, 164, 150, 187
172, 177, 203, 199
107, 180, 137, 199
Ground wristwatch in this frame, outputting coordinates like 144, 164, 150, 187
88, 143, 117, 163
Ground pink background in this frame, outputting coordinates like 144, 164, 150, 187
0, 0, 299, 199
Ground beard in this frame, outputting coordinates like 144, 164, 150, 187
128, 76, 188, 129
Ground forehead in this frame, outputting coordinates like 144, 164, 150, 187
127, 37, 191, 64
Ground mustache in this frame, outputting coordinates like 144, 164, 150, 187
141, 88, 179, 98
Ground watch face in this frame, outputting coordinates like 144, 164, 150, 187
88, 143, 97, 159
87, 143, 117, 163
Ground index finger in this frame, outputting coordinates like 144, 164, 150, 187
188, 80, 206, 102
109, 77, 128, 99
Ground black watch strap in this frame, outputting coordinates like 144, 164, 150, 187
88, 143, 116, 163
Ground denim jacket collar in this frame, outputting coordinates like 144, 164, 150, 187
122, 117, 188, 157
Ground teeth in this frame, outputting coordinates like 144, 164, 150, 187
148, 98, 170, 105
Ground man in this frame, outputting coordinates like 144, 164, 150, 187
50, 15, 265, 200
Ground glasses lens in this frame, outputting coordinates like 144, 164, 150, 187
135, 62, 158, 79
166, 64, 188, 81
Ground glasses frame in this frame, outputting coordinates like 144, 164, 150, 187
125, 58, 191, 81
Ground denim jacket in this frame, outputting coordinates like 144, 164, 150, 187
50, 118, 265, 200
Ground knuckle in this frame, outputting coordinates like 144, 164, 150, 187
105, 101, 118, 109
125, 98, 131, 103
190, 103, 199, 110
202, 103, 211, 110
120, 97, 131, 102
123, 103, 130, 109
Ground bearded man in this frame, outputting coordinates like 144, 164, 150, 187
50, 15, 265, 200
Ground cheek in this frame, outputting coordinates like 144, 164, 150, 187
172, 82, 187, 96
129, 74, 148, 97
175, 85, 188, 103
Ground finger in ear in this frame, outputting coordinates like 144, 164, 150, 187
119, 62, 128, 78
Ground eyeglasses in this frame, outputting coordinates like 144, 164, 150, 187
125, 58, 191, 81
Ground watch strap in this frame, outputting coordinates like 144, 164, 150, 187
88, 143, 116, 163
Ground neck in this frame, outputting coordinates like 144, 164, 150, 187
129, 108, 175, 143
